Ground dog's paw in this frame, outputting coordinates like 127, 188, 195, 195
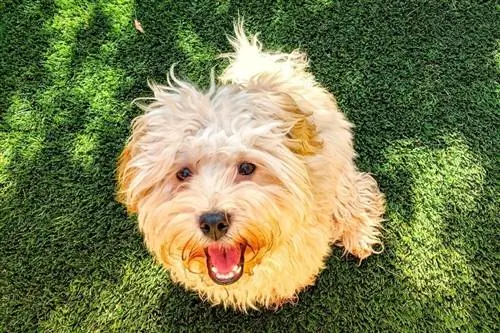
345, 238, 383, 261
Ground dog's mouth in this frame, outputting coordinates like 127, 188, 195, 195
204, 243, 246, 285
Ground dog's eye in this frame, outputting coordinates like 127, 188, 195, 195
176, 167, 192, 181
238, 162, 256, 176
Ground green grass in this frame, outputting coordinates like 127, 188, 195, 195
0, 0, 498, 331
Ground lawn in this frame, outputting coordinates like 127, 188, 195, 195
0, 0, 498, 331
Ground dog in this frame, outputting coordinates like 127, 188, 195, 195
117, 22, 385, 310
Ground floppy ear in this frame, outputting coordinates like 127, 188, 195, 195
116, 142, 139, 213
270, 91, 323, 156
116, 115, 153, 215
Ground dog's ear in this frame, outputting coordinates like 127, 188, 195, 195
270, 91, 323, 156
116, 142, 139, 213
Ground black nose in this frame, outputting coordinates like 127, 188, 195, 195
199, 211, 231, 241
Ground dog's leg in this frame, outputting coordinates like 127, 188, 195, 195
332, 169, 385, 260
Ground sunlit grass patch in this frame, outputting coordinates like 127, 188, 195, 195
176, 24, 219, 84
381, 133, 486, 327
40, 258, 170, 332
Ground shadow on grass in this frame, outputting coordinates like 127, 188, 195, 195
0, 1, 144, 331
0, 0, 497, 332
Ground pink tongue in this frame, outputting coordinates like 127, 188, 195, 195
207, 244, 241, 274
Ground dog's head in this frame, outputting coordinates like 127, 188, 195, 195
117, 71, 323, 287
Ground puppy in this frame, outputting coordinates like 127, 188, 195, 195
117, 22, 385, 310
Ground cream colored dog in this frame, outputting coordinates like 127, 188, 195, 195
117, 22, 385, 310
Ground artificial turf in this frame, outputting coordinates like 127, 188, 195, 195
0, 0, 498, 331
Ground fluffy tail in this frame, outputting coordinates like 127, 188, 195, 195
219, 20, 312, 86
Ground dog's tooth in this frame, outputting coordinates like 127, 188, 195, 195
215, 272, 235, 280
232, 265, 239, 272
211, 266, 218, 273
235, 266, 242, 274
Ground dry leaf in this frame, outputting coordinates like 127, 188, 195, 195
134, 19, 144, 33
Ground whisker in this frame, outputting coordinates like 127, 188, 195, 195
167, 229, 184, 259
224, 210, 231, 223
244, 227, 263, 250
265, 233, 275, 254
274, 217, 282, 238
239, 234, 255, 255
223, 233, 237, 245
181, 234, 197, 261
241, 234, 260, 263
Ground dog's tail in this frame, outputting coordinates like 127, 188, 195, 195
219, 19, 312, 86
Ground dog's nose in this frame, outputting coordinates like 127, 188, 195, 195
199, 211, 231, 241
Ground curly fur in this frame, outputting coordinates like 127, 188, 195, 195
117, 21, 385, 310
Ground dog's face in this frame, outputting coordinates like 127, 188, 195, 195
118, 77, 322, 287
